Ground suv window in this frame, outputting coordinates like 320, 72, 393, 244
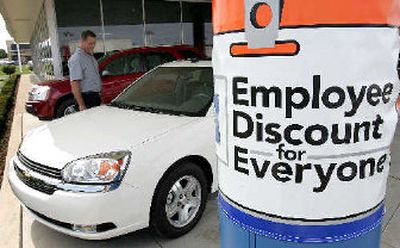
143, 52, 175, 70
104, 53, 144, 76
126, 54, 145, 73
104, 55, 127, 76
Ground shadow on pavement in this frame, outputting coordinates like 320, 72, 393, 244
29, 194, 219, 248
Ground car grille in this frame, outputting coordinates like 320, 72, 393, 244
17, 151, 62, 179
14, 163, 57, 195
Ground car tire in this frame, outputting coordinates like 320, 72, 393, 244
150, 162, 208, 238
56, 98, 78, 118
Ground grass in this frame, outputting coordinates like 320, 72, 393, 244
18, 65, 32, 75
0, 74, 18, 135
0, 74, 18, 187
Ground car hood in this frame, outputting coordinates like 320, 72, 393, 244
37, 77, 69, 87
19, 105, 198, 169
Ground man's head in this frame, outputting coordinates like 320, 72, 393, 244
79, 30, 97, 54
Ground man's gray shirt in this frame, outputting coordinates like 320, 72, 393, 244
68, 47, 101, 93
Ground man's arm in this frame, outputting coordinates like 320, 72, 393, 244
71, 80, 86, 111
68, 55, 85, 111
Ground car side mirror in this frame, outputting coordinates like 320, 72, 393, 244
102, 70, 111, 77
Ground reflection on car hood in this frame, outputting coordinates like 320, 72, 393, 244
19, 105, 198, 169
37, 77, 69, 87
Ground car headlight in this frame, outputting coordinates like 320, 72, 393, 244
62, 151, 131, 184
29, 85, 50, 101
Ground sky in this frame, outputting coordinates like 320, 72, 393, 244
0, 14, 12, 51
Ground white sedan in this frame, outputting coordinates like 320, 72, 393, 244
8, 60, 217, 240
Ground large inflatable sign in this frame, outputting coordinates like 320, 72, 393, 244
213, 0, 400, 244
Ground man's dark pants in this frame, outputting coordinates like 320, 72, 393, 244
76, 92, 101, 109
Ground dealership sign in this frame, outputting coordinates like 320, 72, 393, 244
213, 0, 400, 243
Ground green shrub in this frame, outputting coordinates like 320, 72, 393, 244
0, 75, 18, 136
2, 65, 16, 75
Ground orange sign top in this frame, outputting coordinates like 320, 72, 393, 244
213, 0, 400, 34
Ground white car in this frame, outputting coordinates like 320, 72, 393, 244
8, 60, 217, 240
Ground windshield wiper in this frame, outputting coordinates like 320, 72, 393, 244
109, 102, 202, 116
128, 104, 186, 116
130, 105, 161, 113
109, 102, 162, 113
109, 101, 132, 109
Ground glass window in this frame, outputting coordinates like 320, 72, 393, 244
145, 0, 181, 46
55, 0, 102, 76
104, 53, 145, 75
143, 52, 175, 70
102, 0, 145, 49
104, 55, 127, 76
112, 66, 214, 116
97, 51, 119, 64
126, 54, 145, 73
55, 0, 101, 27
31, 6, 54, 80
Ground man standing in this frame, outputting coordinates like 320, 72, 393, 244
68, 30, 101, 112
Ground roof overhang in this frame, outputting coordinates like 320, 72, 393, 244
0, 0, 210, 43
0, 0, 43, 43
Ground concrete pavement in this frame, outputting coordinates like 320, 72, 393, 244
1, 74, 400, 247
0, 74, 32, 248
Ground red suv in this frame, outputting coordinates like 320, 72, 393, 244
26, 45, 204, 120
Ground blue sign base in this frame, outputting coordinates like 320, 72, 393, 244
220, 206, 382, 248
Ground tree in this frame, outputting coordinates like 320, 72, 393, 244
0, 49, 7, 59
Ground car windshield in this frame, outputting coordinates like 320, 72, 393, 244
111, 66, 214, 117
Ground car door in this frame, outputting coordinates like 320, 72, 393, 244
101, 53, 145, 103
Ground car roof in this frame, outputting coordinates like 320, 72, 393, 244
161, 60, 212, 68
117, 45, 199, 54
98, 45, 205, 67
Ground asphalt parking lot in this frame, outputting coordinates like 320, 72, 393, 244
0, 74, 400, 248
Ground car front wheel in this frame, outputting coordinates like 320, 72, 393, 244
56, 98, 78, 118
150, 163, 208, 238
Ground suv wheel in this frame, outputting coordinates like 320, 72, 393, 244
56, 98, 77, 118
150, 163, 208, 238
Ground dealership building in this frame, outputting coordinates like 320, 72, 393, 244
5, 41, 31, 62
0, 0, 212, 80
